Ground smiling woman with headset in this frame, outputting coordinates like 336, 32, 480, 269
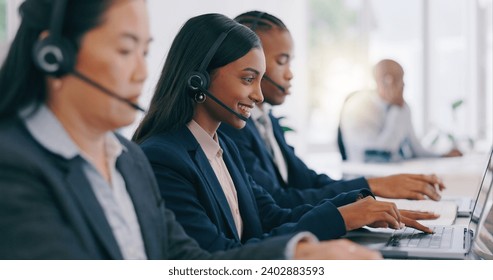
131, 13, 412, 254
0, 0, 380, 260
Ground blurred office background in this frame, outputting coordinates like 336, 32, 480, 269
1, 0, 492, 178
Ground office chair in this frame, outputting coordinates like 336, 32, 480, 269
337, 125, 347, 161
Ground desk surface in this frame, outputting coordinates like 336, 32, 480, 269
342, 153, 490, 228
338, 153, 493, 259
341, 153, 489, 197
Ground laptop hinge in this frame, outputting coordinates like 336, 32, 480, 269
464, 228, 473, 250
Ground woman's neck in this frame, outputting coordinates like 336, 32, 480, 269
192, 109, 220, 138
52, 106, 104, 151
48, 100, 111, 181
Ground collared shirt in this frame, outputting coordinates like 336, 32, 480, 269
187, 120, 243, 238
340, 90, 439, 162
20, 105, 147, 259
251, 105, 289, 183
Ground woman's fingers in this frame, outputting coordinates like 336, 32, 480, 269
400, 209, 440, 220
401, 216, 434, 234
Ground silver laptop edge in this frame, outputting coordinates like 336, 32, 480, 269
346, 147, 493, 259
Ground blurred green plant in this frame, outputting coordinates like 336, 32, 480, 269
429, 98, 474, 150
451, 99, 464, 110
278, 116, 295, 133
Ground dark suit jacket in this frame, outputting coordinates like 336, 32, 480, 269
0, 117, 292, 260
219, 114, 371, 208
139, 126, 366, 253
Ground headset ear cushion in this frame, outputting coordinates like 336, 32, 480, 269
187, 71, 210, 91
32, 36, 76, 77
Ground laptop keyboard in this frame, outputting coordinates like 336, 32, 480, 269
387, 227, 454, 249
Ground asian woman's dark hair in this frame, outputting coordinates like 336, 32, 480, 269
132, 13, 261, 144
0, 0, 115, 119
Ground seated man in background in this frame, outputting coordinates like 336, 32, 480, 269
339, 59, 462, 163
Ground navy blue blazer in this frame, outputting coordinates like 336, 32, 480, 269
139, 126, 366, 252
219, 114, 371, 208
0, 117, 292, 260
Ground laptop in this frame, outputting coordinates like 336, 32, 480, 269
454, 196, 476, 217
449, 152, 493, 217
430, 151, 492, 218
344, 147, 493, 259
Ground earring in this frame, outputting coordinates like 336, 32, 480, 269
194, 92, 206, 103
49, 78, 63, 91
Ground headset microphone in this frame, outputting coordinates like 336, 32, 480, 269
262, 75, 286, 93
29, 0, 145, 113
191, 81, 248, 122
187, 27, 248, 122
71, 71, 146, 113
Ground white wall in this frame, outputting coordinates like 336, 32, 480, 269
121, 0, 309, 154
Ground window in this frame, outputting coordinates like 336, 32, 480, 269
306, 0, 492, 172
0, 0, 22, 63
0, 0, 8, 62
0, 0, 6, 42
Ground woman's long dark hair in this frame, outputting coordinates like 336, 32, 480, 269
132, 13, 261, 144
0, 0, 114, 119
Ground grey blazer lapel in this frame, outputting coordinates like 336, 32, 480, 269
65, 157, 123, 259
116, 151, 162, 260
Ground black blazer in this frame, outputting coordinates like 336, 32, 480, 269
0, 117, 291, 259
219, 114, 371, 208
139, 126, 366, 252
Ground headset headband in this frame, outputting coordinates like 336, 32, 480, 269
198, 26, 234, 73
50, 0, 68, 39
32, 0, 75, 77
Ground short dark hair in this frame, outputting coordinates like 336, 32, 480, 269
132, 13, 261, 143
0, 0, 115, 119
234, 10, 287, 33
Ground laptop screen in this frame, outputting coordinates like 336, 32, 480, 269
469, 148, 493, 231
469, 148, 493, 233
470, 151, 493, 259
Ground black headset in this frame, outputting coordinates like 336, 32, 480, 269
187, 27, 233, 93
28, 0, 146, 112
186, 26, 249, 121
32, 0, 76, 77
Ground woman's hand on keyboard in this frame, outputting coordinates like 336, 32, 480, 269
367, 173, 445, 201
338, 196, 403, 231
338, 197, 439, 233
399, 210, 439, 234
